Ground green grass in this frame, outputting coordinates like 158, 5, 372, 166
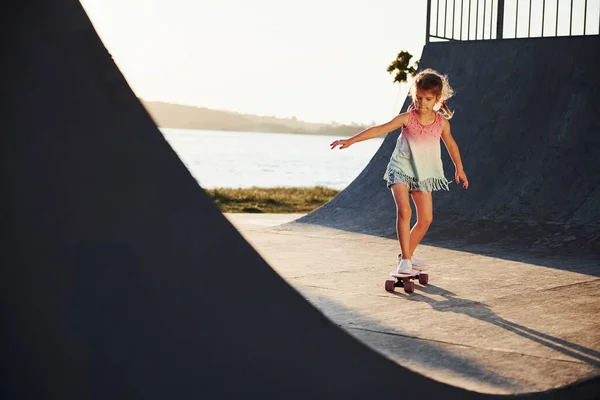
206, 186, 340, 213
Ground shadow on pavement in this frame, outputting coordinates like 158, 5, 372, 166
401, 284, 600, 368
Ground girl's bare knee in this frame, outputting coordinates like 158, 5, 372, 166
397, 205, 412, 220
420, 214, 433, 226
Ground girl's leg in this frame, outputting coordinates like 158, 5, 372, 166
390, 184, 412, 259
409, 190, 433, 255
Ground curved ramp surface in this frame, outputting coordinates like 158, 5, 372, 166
299, 36, 600, 256
1, 1, 599, 399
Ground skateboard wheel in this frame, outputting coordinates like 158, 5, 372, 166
418, 274, 429, 285
404, 281, 415, 294
385, 280, 395, 292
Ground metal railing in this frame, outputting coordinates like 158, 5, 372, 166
427, 0, 600, 42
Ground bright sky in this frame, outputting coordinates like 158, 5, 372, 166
79, 0, 427, 125
79, 0, 598, 125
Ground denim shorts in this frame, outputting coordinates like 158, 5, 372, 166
383, 154, 417, 189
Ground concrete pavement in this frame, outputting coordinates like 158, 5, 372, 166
227, 213, 600, 395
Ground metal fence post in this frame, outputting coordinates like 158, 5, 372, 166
426, 0, 432, 43
496, 0, 505, 39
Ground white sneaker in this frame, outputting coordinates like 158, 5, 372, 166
398, 254, 429, 271
411, 256, 429, 271
396, 259, 413, 274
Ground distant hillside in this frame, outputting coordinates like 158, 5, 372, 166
141, 100, 369, 136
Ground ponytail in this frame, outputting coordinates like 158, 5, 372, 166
439, 100, 454, 119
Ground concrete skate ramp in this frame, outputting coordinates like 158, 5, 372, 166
2, 1, 599, 398
299, 36, 600, 254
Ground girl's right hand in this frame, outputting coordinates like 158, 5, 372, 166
330, 139, 353, 150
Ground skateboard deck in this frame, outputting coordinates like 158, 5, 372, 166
390, 270, 422, 278
385, 269, 429, 294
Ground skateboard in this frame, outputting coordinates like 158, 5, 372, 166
385, 270, 429, 294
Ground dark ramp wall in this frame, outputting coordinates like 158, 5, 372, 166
299, 36, 600, 239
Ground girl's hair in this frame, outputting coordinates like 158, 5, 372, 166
408, 68, 455, 119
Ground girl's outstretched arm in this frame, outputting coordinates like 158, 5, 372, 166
440, 118, 469, 189
330, 113, 409, 150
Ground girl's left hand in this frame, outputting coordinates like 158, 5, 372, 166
455, 169, 469, 189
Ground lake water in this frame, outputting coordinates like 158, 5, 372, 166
160, 128, 384, 190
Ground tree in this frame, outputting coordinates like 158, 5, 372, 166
387, 51, 419, 84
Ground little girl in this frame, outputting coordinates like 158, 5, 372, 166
330, 68, 469, 274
